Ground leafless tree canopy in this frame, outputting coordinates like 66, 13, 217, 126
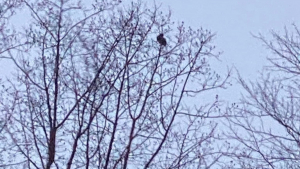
0, 0, 230, 168
225, 25, 300, 169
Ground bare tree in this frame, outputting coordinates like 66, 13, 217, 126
0, 1, 24, 167
0, 0, 230, 168
225, 25, 300, 169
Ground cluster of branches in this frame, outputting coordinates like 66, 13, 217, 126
0, 0, 23, 55
225, 25, 300, 169
0, 0, 230, 168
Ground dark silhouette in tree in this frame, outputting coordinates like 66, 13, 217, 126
157, 33, 166, 46
0, 1, 231, 168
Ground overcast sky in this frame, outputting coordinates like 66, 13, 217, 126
151, 0, 300, 101
156, 0, 300, 75
2, 1, 300, 102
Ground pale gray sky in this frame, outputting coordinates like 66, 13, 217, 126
156, 0, 300, 76
152, 0, 300, 101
